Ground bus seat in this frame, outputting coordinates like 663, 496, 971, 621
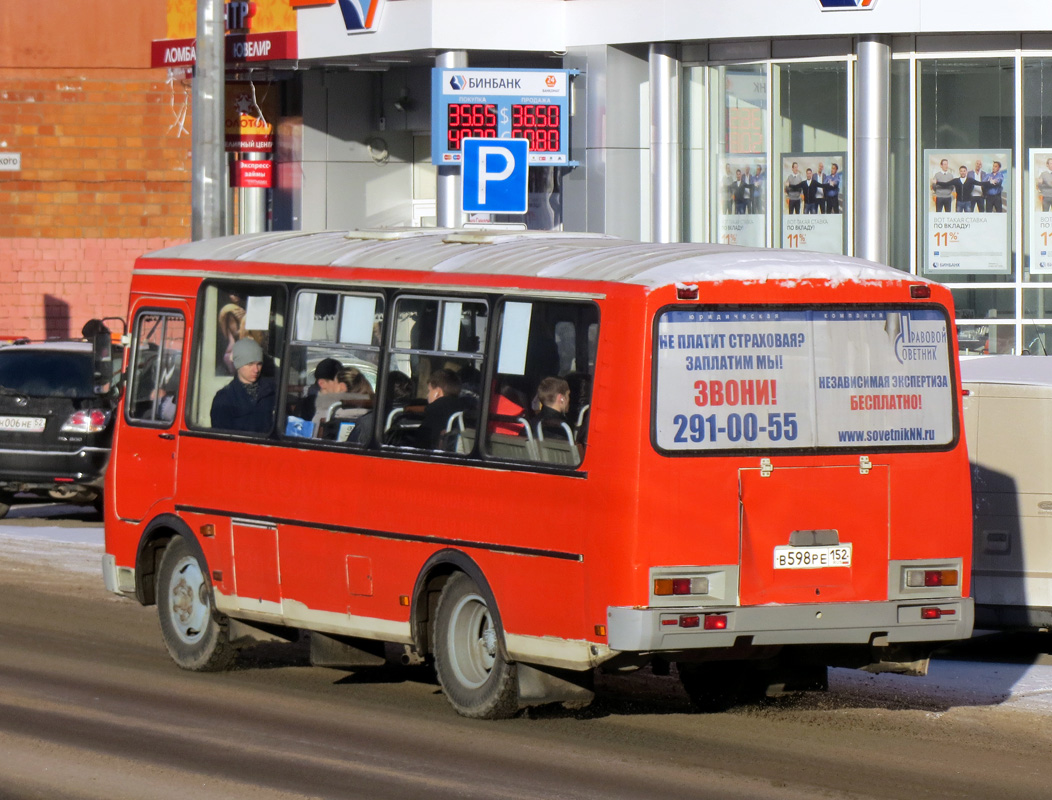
487, 418, 539, 460
437, 410, 467, 453
383, 408, 422, 446
456, 429, 476, 455
445, 410, 465, 434
537, 422, 580, 466
574, 404, 590, 437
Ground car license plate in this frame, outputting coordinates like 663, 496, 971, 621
0, 415, 46, 433
773, 544, 852, 570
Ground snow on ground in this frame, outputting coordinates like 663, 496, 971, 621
5, 502, 1052, 716
0, 502, 103, 574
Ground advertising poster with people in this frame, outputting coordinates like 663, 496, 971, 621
654, 308, 955, 452
717, 157, 767, 248
1028, 149, 1052, 274
779, 153, 847, 255
923, 149, 1011, 275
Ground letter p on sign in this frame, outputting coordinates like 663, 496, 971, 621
462, 138, 529, 214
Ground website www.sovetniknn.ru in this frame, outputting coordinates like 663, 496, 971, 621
837, 427, 936, 443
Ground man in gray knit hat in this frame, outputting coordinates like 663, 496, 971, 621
210, 338, 275, 433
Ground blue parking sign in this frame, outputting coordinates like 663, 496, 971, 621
461, 138, 529, 214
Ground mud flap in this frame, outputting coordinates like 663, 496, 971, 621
861, 644, 931, 676
516, 663, 595, 707
309, 632, 386, 668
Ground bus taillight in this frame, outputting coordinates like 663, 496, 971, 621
921, 607, 957, 620
654, 576, 710, 596
703, 614, 727, 630
906, 569, 959, 588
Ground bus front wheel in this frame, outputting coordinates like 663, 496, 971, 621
157, 536, 237, 672
434, 572, 519, 719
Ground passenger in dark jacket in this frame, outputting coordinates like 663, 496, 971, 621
210, 338, 276, 433
534, 376, 573, 441
296, 356, 342, 423
414, 368, 465, 449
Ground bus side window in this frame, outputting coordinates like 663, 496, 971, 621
282, 290, 383, 444
484, 300, 598, 466
187, 282, 286, 436
126, 312, 184, 425
381, 295, 486, 454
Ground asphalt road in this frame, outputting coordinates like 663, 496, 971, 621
1, 504, 1051, 799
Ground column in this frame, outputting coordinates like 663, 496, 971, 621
650, 43, 681, 243
855, 35, 890, 264
435, 50, 467, 229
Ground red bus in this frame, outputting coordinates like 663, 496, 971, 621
100, 229, 973, 718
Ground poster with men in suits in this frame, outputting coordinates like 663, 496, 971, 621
923, 149, 1011, 275
780, 153, 847, 255
717, 157, 767, 247
1028, 149, 1052, 274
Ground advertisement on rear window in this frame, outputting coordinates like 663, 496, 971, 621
654, 308, 955, 451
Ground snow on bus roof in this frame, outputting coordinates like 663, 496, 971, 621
960, 355, 1052, 387
142, 229, 917, 288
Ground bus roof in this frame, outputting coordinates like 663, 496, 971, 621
142, 229, 920, 289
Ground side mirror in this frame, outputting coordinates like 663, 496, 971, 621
86, 319, 114, 396
92, 331, 113, 395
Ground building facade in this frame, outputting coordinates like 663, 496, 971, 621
6, 1, 1052, 353
0, 0, 188, 339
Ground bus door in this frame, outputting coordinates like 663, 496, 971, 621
737, 464, 889, 606
113, 304, 187, 522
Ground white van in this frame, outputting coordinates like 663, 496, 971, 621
961, 356, 1052, 629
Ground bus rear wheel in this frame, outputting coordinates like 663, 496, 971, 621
434, 572, 519, 719
157, 536, 237, 672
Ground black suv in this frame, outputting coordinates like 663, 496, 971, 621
0, 338, 122, 517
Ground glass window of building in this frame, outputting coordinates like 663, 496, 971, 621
710, 64, 769, 248
772, 61, 849, 256
917, 58, 1015, 353
1022, 58, 1052, 354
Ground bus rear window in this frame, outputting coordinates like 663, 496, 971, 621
654, 307, 956, 452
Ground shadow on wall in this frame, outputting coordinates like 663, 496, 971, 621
44, 295, 70, 340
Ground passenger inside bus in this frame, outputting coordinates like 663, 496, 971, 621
314, 367, 375, 440
534, 376, 573, 443
490, 384, 528, 435
151, 372, 179, 422
349, 370, 411, 445
414, 368, 466, 449
295, 357, 342, 422
210, 338, 276, 434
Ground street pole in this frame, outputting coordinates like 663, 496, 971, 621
192, 0, 226, 241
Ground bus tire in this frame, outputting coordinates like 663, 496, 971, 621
157, 535, 237, 672
434, 572, 519, 719
0, 491, 12, 520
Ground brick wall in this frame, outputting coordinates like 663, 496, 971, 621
0, 67, 192, 338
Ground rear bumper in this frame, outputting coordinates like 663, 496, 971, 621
607, 597, 974, 652
0, 445, 109, 490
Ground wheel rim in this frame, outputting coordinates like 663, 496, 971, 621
447, 592, 497, 690
167, 555, 209, 646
